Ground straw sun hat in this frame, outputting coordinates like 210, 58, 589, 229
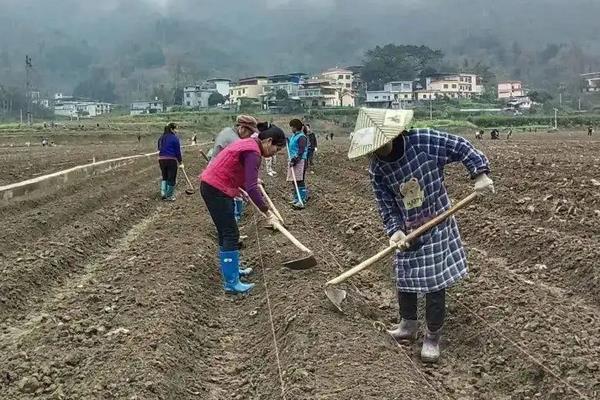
347, 108, 414, 159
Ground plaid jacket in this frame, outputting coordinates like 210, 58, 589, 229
369, 129, 490, 293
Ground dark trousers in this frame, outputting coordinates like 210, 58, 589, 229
159, 159, 178, 186
306, 149, 315, 166
200, 182, 239, 251
398, 289, 445, 332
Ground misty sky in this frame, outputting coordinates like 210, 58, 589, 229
1, 0, 600, 96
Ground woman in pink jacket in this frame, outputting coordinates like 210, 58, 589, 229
200, 125, 286, 294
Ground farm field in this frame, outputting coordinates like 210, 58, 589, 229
0, 126, 599, 399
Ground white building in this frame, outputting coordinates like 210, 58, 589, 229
426, 73, 484, 98
130, 100, 164, 116
319, 68, 355, 106
207, 79, 231, 97
184, 83, 217, 108
498, 81, 526, 99
365, 81, 414, 108
54, 95, 111, 118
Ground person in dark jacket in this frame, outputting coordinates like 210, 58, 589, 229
158, 123, 183, 201
305, 123, 317, 167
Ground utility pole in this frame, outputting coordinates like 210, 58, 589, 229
578, 98, 582, 111
25, 55, 32, 126
553, 108, 558, 130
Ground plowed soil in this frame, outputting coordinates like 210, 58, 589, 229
1, 132, 599, 399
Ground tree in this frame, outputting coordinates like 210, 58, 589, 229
275, 89, 289, 100
528, 90, 553, 103
361, 44, 444, 90
208, 92, 226, 106
73, 68, 117, 102
136, 44, 166, 68
44, 44, 94, 73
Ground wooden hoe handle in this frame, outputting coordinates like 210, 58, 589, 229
258, 183, 284, 223
239, 188, 312, 255
325, 192, 479, 286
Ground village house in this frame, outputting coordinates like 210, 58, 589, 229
183, 82, 217, 108
261, 73, 306, 110
130, 99, 164, 116
497, 80, 525, 99
229, 76, 269, 105
319, 67, 355, 107
206, 78, 231, 97
426, 73, 483, 99
581, 72, 600, 92
365, 81, 413, 108
298, 78, 354, 108
53, 93, 112, 118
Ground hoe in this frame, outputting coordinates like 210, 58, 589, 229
179, 165, 196, 195
240, 187, 317, 270
325, 192, 479, 312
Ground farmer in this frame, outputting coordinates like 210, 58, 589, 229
158, 122, 183, 201
209, 115, 260, 223
258, 121, 278, 176
588, 125, 594, 136
287, 119, 309, 208
348, 109, 494, 363
305, 123, 318, 170
200, 125, 286, 294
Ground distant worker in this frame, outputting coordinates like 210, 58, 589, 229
288, 119, 309, 208
41, 138, 48, 147
305, 123, 318, 169
192, 134, 198, 145
348, 109, 494, 363
475, 130, 483, 140
258, 122, 277, 176
506, 129, 513, 140
209, 115, 259, 223
158, 122, 183, 201
137, 133, 142, 143
490, 129, 500, 140
199, 125, 286, 294
588, 125, 594, 136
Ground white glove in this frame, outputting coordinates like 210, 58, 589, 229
179, 163, 185, 169
265, 210, 280, 227
389, 230, 410, 250
474, 174, 495, 195
314, 148, 318, 153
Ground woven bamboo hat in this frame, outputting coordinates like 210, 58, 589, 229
347, 108, 414, 159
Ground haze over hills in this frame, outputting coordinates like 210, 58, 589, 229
1, 0, 599, 102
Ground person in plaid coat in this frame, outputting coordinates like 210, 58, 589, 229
349, 110, 494, 363
371, 127, 493, 362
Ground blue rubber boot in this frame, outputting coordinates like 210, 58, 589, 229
290, 189, 299, 204
160, 180, 167, 199
220, 250, 254, 294
300, 187, 309, 203
164, 184, 176, 201
219, 247, 252, 277
234, 198, 245, 223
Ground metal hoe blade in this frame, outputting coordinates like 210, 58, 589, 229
325, 286, 347, 312
185, 188, 196, 195
283, 254, 317, 270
